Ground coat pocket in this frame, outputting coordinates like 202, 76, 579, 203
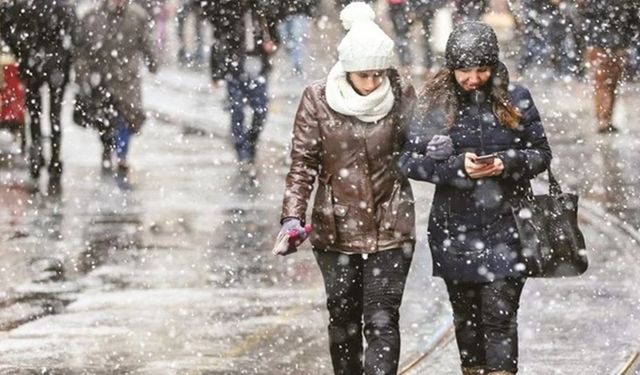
380, 180, 415, 238
332, 203, 351, 234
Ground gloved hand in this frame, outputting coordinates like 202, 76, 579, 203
426, 135, 454, 161
273, 218, 311, 256
281, 218, 309, 244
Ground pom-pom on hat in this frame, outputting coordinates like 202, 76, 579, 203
445, 22, 499, 69
337, 2, 394, 72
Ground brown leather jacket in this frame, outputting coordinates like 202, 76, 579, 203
281, 69, 417, 253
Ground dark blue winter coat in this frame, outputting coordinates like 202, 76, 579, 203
399, 83, 552, 283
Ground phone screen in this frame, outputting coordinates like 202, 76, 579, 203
475, 155, 495, 164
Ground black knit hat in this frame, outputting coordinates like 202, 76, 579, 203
445, 22, 499, 69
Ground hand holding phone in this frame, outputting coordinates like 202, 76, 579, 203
465, 153, 504, 179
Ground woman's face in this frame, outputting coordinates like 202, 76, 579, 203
347, 70, 386, 96
454, 66, 492, 91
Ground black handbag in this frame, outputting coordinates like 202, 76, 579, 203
72, 92, 95, 128
511, 168, 588, 278
73, 90, 117, 130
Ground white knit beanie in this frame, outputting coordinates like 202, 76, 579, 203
337, 2, 394, 72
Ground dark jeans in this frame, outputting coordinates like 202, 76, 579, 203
99, 112, 132, 164
226, 75, 268, 162
23, 73, 67, 178
445, 278, 525, 373
314, 247, 414, 375
114, 116, 132, 163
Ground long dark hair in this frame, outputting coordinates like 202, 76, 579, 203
417, 62, 522, 130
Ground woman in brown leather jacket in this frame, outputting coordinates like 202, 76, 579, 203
277, 2, 423, 374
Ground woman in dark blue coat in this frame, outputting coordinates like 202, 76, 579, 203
399, 22, 552, 375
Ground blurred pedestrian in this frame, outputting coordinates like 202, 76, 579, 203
176, 0, 206, 66
386, 0, 448, 78
276, 1, 319, 76
74, 0, 157, 188
135, 0, 173, 64
0, 0, 75, 195
578, 0, 639, 133
207, 0, 279, 173
278, 3, 417, 374
399, 22, 552, 375
558, 0, 587, 79
516, 0, 578, 78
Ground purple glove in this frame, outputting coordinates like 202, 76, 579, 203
280, 218, 309, 245
427, 135, 454, 160
272, 218, 310, 256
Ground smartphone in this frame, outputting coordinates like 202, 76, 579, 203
475, 154, 496, 165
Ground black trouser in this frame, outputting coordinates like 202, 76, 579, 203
445, 278, 525, 373
23, 64, 69, 179
314, 247, 414, 375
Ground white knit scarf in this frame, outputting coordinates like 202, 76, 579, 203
325, 61, 395, 123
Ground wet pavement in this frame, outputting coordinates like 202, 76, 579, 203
0, 9, 639, 375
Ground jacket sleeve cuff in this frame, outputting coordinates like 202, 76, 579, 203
280, 216, 303, 225
452, 153, 468, 178
496, 150, 524, 179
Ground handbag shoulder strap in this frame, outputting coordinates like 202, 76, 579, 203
547, 165, 563, 196
519, 164, 563, 201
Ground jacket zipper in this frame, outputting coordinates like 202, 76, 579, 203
357, 121, 377, 251
475, 95, 489, 238
476, 92, 485, 154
